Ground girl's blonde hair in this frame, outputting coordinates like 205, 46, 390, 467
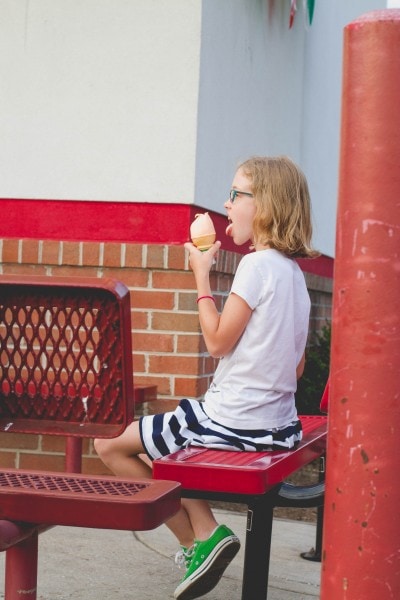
239, 156, 319, 258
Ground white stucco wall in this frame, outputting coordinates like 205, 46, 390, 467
195, 0, 305, 212
0, 0, 201, 203
0, 0, 390, 256
301, 0, 389, 256
195, 0, 387, 257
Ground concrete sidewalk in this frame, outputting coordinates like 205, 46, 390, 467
0, 510, 321, 599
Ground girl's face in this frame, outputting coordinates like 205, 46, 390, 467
224, 167, 256, 246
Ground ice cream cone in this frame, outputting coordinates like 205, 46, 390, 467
190, 213, 216, 251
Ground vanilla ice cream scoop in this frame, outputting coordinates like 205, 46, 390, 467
190, 212, 216, 251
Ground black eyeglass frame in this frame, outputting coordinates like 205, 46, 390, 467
229, 189, 254, 203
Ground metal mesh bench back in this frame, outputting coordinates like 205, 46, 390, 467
0, 275, 133, 438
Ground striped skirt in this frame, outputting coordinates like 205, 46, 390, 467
139, 398, 302, 460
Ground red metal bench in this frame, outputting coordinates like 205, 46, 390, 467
298, 378, 330, 563
154, 409, 327, 599
0, 275, 180, 600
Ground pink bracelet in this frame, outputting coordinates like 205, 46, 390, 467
196, 295, 215, 304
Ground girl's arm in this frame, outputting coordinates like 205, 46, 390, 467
296, 351, 306, 379
185, 241, 252, 358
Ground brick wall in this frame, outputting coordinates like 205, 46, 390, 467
0, 238, 331, 474
305, 272, 333, 335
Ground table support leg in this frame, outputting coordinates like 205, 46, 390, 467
241, 495, 274, 600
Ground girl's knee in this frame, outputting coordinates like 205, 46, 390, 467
94, 421, 144, 465
93, 437, 113, 461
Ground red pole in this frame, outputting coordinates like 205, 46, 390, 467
321, 10, 400, 599
5, 532, 38, 599
65, 436, 83, 473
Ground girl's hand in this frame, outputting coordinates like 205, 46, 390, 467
184, 241, 221, 275
184, 240, 252, 357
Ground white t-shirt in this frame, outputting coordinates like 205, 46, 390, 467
203, 249, 310, 430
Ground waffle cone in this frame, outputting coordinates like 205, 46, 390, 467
191, 233, 216, 251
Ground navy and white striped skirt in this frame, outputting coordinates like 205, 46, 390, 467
139, 398, 302, 460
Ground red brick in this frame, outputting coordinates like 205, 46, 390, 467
152, 312, 200, 333
42, 240, 61, 264
215, 249, 241, 276
19, 453, 65, 472
21, 239, 39, 264
149, 355, 199, 376
52, 265, 98, 278
177, 292, 197, 311
132, 353, 145, 372
40, 435, 91, 454
176, 333, 204, 354
146, 399, 179, 415
132, 311, 149, 330
87, 439, 97, 456
82, 242, 101, 266
133, 332, 174, 353
0, 432, 39, 450
209, 273, 219, 289
145, 245, 165, 268
174, 376, 208, 397
81, 439, 92, 454
81, 456, 113, 476
2, 239, 19, 263
130, 290, 174, 310
167, 245, 186, 270
134, 375, 172, 395
125, 245, 143, 268
38, 437, 63, 455
217, 274, 234, 292
103, 267, 149, 287
152, 271, 195, 290
63, 241, 80, 265
0, 451, 17, 468
103, 243, 123, 267
203, 355, 218, 374
133, 385, 157, 404
2, 264, 47, 276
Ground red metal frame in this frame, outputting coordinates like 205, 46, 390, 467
153, 415, 328, 600
0, 199, 334, 278
0, 275, 134, 438
0, 275, 181, 600
154, 416, 327, 495
0, 469, 180, 531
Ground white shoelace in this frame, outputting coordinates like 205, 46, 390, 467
174, 545, 195, 570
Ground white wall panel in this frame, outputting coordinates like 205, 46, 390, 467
0, 0, 201, 203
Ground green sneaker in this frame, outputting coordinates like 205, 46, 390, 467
174, 524, 240, 600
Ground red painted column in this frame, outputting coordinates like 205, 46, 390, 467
5, 532, 38, 599
321, 10, 400, 599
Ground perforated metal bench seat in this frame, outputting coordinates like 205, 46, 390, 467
0, 469, 180, 531
153, 415, 327, 497
0, 275, 182, 600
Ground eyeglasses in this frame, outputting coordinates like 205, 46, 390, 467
229, 189, 254, 203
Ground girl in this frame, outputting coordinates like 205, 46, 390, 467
95, 155, 318, 600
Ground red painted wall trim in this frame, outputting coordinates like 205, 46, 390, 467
0, 198, 333, 278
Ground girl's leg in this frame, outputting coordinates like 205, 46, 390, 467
181, 498, 218, 541
94, 421, 217, 547
138, 452, 218, 540
95, 420, 239, 600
